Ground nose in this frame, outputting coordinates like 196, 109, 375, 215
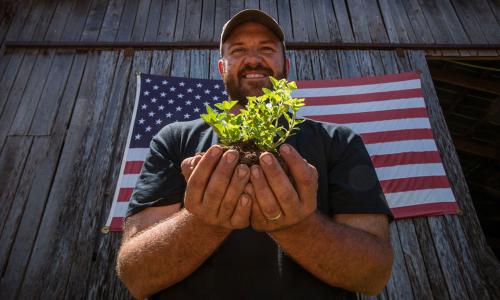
242, 49, 264, 67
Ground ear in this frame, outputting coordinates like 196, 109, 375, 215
285, 58, 291, 78
218, 59, 225, 77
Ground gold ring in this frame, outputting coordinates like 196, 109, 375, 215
267, 212, 282, 221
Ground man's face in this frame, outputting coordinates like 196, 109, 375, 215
219, 22, 289, 105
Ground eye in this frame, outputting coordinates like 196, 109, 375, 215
231, 47, 245, 55
261, 47, 275, 53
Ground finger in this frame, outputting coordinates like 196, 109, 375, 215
244, 183, 255, 200
218, 164, 250, 220
250, 165, 282, 219
259, 152, 300, 213
202, 150, 239, 212
181, 155, 202, 181
279, 144, 318, 203
185, 146, 223, 208
230, 194, 252, 229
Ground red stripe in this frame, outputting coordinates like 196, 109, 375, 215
297, 71, 420, 89
118, 188, 133, 202
361, 129, 434, 144
305, 108, 428, 124
380, 176, 451, 193
372, 151, 442, 168
303, 88, 423, 106
124, 161, 144, 174
391, 202, 459, 219
110, 217, 125, 231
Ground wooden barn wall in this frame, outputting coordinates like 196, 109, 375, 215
0, 0, 499, 299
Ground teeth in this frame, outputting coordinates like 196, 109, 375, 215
245, 74, 265, 78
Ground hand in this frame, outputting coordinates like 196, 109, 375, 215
248, 144, 318, 232
181, 145, 252, 230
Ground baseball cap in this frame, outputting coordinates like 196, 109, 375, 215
219, 9, 285, 56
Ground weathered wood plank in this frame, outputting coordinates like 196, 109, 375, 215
3, 0, 34, 41
377, 0, 417, 43
312, 0, 342, 42
209, 49, 221, 80
200, 0, 216, 41
294, 50, 314, 80
29, 51, 75, 135
347, 0, 389, 43
213, 0, 230, 42
143, 0, 163, 42
259, 0, 278, 21
337, 51, 361, 78
98, 0, 126, 42
44, 0, 78, 41
81, 0, 109, 42
9, 50, 55, 135
317, 50, 341, 80
285, 50, 297, 81
229, 0, 245, 16
289, 0, 317, 42
189, 49, 210, 78
385, 223, 415, 299
156, 0, 178, 42
150, 50, 173, 75
173, 0, 187, 41
170, 50, 191, 77
276, 0, 293, 42
15, 52, 113, 299
63, 51, 133, 299
399, 0, 435, 44
115, 0, 139, 42
182, 0, 203, 40
331, 0, 355, 42
60, 0, 93, 41
131, 0, 151, 41
30, 0, 60, 40
0, 52, 24, 120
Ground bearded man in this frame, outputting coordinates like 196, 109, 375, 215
117, 9, 394, 300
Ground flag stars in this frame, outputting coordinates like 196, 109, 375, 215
141, 104, 148, 110
177, 93, 184, 98
158, 105, 164, 110
179, 82, 185, 86
185, 100, 192, 105
195, 95, 201, 100
194, 107, 200, 113
176, 106, 182, 111
212, 96, 219, 101
214, 84, 220, 89
156, 119, 162, 125
151, 98, 157, 103
162, 80, 168, 85
203, 101, 210, 106
204, 89, 211, 94
222, 91, 227, 95
166, 112, 172, 118
145, 126, 152, 132
145, 78, 152, 83
138, 118, 145, 124
168, 99, 174, 104
196, 83, 202, 88
135, 134, 142, 140
153, 85, 159, 90
187, 88, 193, 93
184, 113, 191, 119
160, 92, 166, 97
144, 91, 150, 96
170, 86, 176, 91
148, 111, 155, 117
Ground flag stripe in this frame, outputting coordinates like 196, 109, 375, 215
298, 98, 425, 116
380, 175, 451, 193
360, 129, 434, 144
336, 118, 431, 134
293, 79, 421, 98
124, 161, 144, 174
391, 202, 458, 219
375, 163, 445, 181
302, 88, 423, 106
127, 148, 149, 161
385, 188, 455, 208
371, 151, 442, 168
303, 107, 428, 124
366, 139, 437, 156
118, 188, 134, 202
296, 71, 420, 88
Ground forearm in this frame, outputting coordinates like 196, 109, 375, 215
269, 212, 393, 295
117, 208, 231, 299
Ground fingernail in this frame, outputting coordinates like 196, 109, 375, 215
238, 165, 248, 178
241, 195, 249, 207
210, 146, 222, 157
261, 153, 272, 165
225, 151, 237, 163
281, 144, 291, 154
251, 166, 260, 178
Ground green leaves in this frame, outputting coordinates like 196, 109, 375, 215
200, 76, 305, 152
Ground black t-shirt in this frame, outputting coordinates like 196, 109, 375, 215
127, 118, 393, 300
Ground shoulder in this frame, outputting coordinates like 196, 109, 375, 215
296, 118, 361, 146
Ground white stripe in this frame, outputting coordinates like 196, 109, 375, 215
113, 201, 130, 218
298, 97, 425, 116
337, 118, 431, 134
293, 79, 421, 98
122, 174, 140, 188
366, 139, 438, 156
375, 163, 445, 181
127, 148, 149, 161
385, 188, 456, 208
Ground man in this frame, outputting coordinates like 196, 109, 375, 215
117, 9, 393, 300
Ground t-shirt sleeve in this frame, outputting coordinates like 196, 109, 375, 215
327, 128, 393, 221
126, 125, 185, 218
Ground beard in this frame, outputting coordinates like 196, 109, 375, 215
223, 63, 287, 106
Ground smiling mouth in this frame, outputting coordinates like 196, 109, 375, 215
241, 73, 267, 79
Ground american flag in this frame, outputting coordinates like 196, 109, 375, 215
104, 72, 458, 232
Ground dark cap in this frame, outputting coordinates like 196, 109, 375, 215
220, 9, 285, 56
